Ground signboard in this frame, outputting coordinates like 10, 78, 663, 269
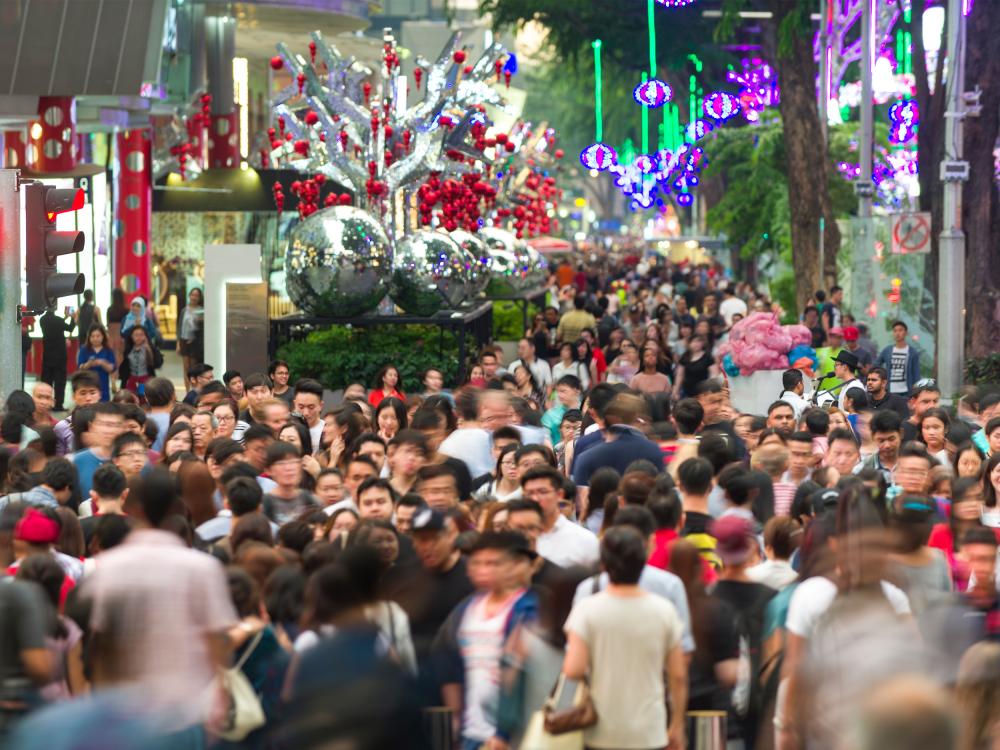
890, 212, 932, 255
225, 282, 269, 379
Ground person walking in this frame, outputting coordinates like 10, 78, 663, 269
75, 289, 102, 346
177, 288, 205, 391
40, 304, 76, 411
105, 288, 128, 366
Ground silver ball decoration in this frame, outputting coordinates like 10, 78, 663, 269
285, 207, 392, 318
448, 228, 491, 300
480, 227, 531, 297
390, 230, 474, 315
521, 243, 549, 290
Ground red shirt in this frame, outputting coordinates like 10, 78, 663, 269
591, 347, 607, 381
647, 528, 717, 585
368, 388, 405, 407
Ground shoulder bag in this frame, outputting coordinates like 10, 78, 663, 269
542, 673, 597, 736
217, 629, 266, 741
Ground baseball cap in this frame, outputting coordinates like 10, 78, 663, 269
710, 515, 755, 566
828, 326, 845, 337
842, 326, 859, 342
411, 506, 446, 533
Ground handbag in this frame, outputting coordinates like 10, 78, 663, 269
217, 629, 266, 741
542, 674, 597, 736
520, 709, 585, 750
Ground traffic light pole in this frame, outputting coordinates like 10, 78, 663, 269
0, 169, 22, 398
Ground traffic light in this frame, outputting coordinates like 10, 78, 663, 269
23, 181, 85, 313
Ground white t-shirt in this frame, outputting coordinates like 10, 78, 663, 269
565, 591, 682, 749
889, 346, 909, 394
786, 575, 911, 640
537, 514, 600, 568
458, 592, 522, 742
837, 378, 866, 412
307, 421, 324, 454
509, 357, 553, 390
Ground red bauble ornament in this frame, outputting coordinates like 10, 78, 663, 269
297, 72, 306, 95
362, 82, 372, 104
267, 127, 276, 138
271, 139, 282, 149
270, 56, 284, 70
384, 125, 394, 139
453, 50, 467, 64
324, 194, 336, 207
304, 111, 319, 126
293, 140, 309, 156
464, 65, 473, 75
414, 68, 423, 89
277, 116, 285, 134
495, 59, 504, 81
504, 71, 512, 88
339, 130, 349, 150
309, 40, 317, 63
339, 193, 352, 205
554, 149, 564, 159
504, 141, 516, 153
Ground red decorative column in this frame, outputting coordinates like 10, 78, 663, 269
208, 112, 239, 168
28, 97, 76, 172
3, 130, 26, 168
114, 129, 152, 301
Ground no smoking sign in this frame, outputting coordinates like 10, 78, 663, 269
890, 212, 931, 255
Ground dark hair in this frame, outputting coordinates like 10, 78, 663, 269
828, 427, 859, 449
984, 453, 1000, 509
648, 493, 682, 530
515, 444, 556, 467
768, 400, 794, 416
220, 461, 261, 486
91, 463, 127, 498
678, 457, 714, 496
844, 387, 869, 411
962, 526, 999, 549
16, 554, 67, 636
673, 398, 704, 435
209, 438, 245, 465
222, 370, 242, 387
891, 319, 908, 332
804, 408, 830, 436
718, 463, 755, 508
267, 360, 290, 378
505, 498, 544, 520
70, 369, 101, 394
698, 431, 734, 475
356, 476, 398, 504
243, 424, 276, 446
415, 462, 458, 488
910, 381, 941, 400
278, 420, 314, 456
519, 465, 563, 491
40, 456, 75, 491
293, 378, 324, 401
870, 409, 903, 435
584, 467, 621, 523
470, 530, 533, 559
555, 374, 582, 392
890, 495, 936, 553
782, 369, 804, 391
952, 442, 984, 477
265, 440, 300, 467
227, 476, 264, 516
93, 514, 132, 553
764, 516, 801, 559
375, 397, 408, 431
278, 521, 314, 554
612, 505, 656, 538
111, 431, 146, 460
869, 366, 888, 382
600, 526, 647, 584
619, 472, 656, 506
226, 566, 262, 618
264, 565, 306, 627
372, 364, 401, 392
244, 373, 272, 392
899, 441, 935, 467
132, 468, 181, 528
169, 403, 197, 425
388, 428, 428, 456
161, 423, 195, 461
231, 514, 274, 554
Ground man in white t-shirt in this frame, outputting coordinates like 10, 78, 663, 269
292, 378, 325, 454
833, 350, 865, 412
522, 465, 599, 568
508, 337, 553, 395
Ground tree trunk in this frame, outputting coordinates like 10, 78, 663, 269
769, 0, 842, 310
963, 0, 1000, 357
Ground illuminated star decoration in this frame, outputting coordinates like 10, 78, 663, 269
726, 57, 779, 123
633, 79, 673, 108
887, 98, 918, 144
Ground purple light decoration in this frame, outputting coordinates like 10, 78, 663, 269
726, 57, 779, 123
888, 98, 918, 144
676, 192, 693, 206
654, 0, 697, 7
634, 154, 655, 173
703, 91, 742, 122
685, 119, 714, 141
633, 79, 673, 108
580, 143, 617, 171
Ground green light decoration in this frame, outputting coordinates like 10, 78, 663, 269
592, 39, 603, 143
686, 53, 702, 145
648, 0, 657, 77
642, 72, 650, 154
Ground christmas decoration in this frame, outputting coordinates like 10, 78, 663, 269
633, 78, 673, 108
726, 58, 779, 123
702, 91, 741, 122
887, 98, 918, 144
389, 230, 475, 314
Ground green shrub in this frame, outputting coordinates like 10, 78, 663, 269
278, 324, 460, 391
492, 301, 538, 341
965, 354, 1000, 386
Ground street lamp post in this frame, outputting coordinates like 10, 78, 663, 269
937, 0, 968, 400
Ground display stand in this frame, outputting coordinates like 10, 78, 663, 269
269, 301, 494, 385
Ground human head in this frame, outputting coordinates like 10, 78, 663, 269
963, 527, 998, 596
343, 455, 378, 499
187, 363, 215, 391
892, 319, 908, 345
356, 477, 398, 522
895, 442, 934, 495
414, 463, 459, 511
694, 380, 726, 425
423, 367, 444, 394
410, 508, 460, 570
503, 499, 545, 549
782, 369, 804, 395
268, 360, 291, 390
919, 407, 950, 450
953, 443, 984, 479
292, 379, 324, 427
265, 441, 302, 489
520, 465, 564, 526
908, 382, 941, 422
243, 373, 273, 412
763, 516, 800, 561
190, 410, 216, 452
222, 370, 244, 399
600, 526, 647, 585
984, 417, 1000, 457
866, 366, 889, 397
468, 530, 534, 593
70, 370, 102, 408
242, 424, 275, 470
31, 382, 54, 418
111, 432, 148, 480
278, 421, 313, 456
766, 401, 796, 437
826, 428, 860, 476
870, 409, 903, 465
677, 457, 714, 497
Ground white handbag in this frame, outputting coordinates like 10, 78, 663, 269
217, 630, 266, 741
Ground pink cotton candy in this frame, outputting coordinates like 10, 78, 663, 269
726, 312, 809, 375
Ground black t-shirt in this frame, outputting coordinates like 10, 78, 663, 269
441, 457, 473, 501
390, 556, 474, 662
712, 580, 777, 742
681, 352, 712, 395
687, 596, 740, 712
902, 419, 921, 444
871, 392, 910, 420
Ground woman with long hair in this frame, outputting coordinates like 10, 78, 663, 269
212, 399, 239, 441
511, 364, 545, 411
160, 423, 195, 465
368, 365, 404, 407
374, 397, 407, 443
953, 442, 985, 480
672, 334, 716, 400
473, 444, 522, 502
981, 452, 1000, 529
582, 466, 621, 534
76, 325, 117, 402
606, 338, 640, 385
575, 338, 600, 387
177, 287, 205, 391
551, 342, 590, 390
918, 407, 951, 467
106, 288, 129, 366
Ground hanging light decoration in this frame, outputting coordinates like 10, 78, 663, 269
633, 78, 673, 108
580, 143, 618, 171
702, 91, 742, 122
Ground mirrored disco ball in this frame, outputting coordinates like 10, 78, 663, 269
521, 243, 549, 289
448, 228, 491, 299
285, 206, 392, 318
480, 227, 531, 296
390, 230, 473, 315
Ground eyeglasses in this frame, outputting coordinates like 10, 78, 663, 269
215, 414, 235, 423
115, 449, 147, 459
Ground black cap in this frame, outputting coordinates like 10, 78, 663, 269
411, 506, 446, 533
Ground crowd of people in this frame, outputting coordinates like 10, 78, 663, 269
1, 259, 999, 750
